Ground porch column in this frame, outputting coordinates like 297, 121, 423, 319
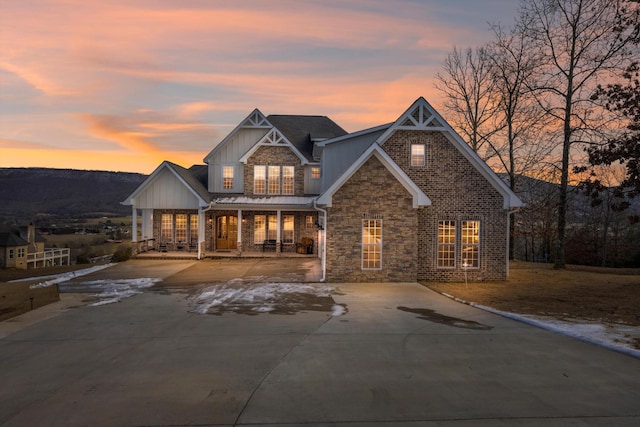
197, 209, 205, 260
276, 210, 282, 254
141, 209, 153, 251
131, 205, 138, 254
237, 209, 243, 253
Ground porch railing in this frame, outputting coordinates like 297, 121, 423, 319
27, 248, 71, 267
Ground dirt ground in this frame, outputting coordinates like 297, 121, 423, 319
426, 261, 640, 327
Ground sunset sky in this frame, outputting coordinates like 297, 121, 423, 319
1, 0, 521, 174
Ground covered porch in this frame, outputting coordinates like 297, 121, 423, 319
203, 196, 325, 257
133, 249, 318, 260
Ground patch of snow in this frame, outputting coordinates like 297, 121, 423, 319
190, 282, 334, 315
72, 278, 162, 307
331, 304, 347, 316
441, 293, 640, 359
12, 264, 117, 289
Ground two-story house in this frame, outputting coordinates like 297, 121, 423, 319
123, 97, 523, 282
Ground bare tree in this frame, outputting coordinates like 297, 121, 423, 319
434, 46, 502, 157
520, 0, 639, 268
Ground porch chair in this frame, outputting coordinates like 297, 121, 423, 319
296, 237, 314, 254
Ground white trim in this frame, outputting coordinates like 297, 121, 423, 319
203, 109, 272, 163
461, 219, 480, 270
361, 218, 383, 271
410, 143, 426, 167
221, 164, 235, 192
376, 97, 524, 209
316, 144, 431, 209
437, 220, 457, 270
122, 161, 209, 208
239, 128, 309, 165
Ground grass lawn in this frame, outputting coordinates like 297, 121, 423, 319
426, 260, 640, 327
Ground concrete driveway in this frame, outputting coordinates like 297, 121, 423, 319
1, 259, 639, 426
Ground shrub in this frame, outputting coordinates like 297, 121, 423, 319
111, 245, 132, 263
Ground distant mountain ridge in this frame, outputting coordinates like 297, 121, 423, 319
0, 168, 147, 221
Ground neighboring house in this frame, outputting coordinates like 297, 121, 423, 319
0, 223, 45, 269
123, 97, 523, 281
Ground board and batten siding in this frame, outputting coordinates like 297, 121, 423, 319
208, 128, 269, 192
304, 165, 322, 195
133, 169, 202, 209
321, 131, 383, 193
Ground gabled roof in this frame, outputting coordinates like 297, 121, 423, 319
315, 123, 392, 147
317, 144, 431, 209
238, 127, 309, 165
266, 115, 347, 161
0, 230, 28, 247
122, 161, 210, 206
377, 97, 524, 209
203, 108, 272, 163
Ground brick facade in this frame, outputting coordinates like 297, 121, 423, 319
382, 130, 508, 281
244, 146, 305, 196
326, 155, 418, 282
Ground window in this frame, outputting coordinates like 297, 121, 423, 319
268, 166, 280, 194
254, 215, 266, 243
175, 214, 187, 242
411, 144, 426, 166
362, 219, 382, 270
283, 215, 294, 244
254, 166, 266, 194
282, 166, 294, 195
438, 220, 456, 268
8, 249, 14, 259
18, 248, 25, 258
306, 215, 315, 229
461, 220, 480, 268
161, 214, 173, 241
311, 166, 321, 179
254, 164, 296, 195
268, 215, 277, 240
222, 166, 234, 190
189, 215, 198, 243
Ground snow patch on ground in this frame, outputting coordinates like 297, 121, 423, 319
7, 264, 117, 289
442, 292, 640, 359
59, 278, 162, 306
190, 282, 347, 316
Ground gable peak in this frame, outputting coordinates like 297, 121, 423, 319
241, 109, 272, 128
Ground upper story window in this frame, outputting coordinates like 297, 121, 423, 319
254, 165, 295, 195
311, 166, 321, 179
222, 166, 234, 190
268, 166, 280, 194
18, 248, 25, 258
254, 166, 266, 194
411, 144, 426, 166
282, 166, 294, 195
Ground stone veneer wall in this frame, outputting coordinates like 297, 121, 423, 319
244, 146, 305, 196
152, 209, 199, 248
326, 155, 418, 282
382, 130, 508, 281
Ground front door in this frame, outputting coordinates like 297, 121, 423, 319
216, 215, 237, 250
